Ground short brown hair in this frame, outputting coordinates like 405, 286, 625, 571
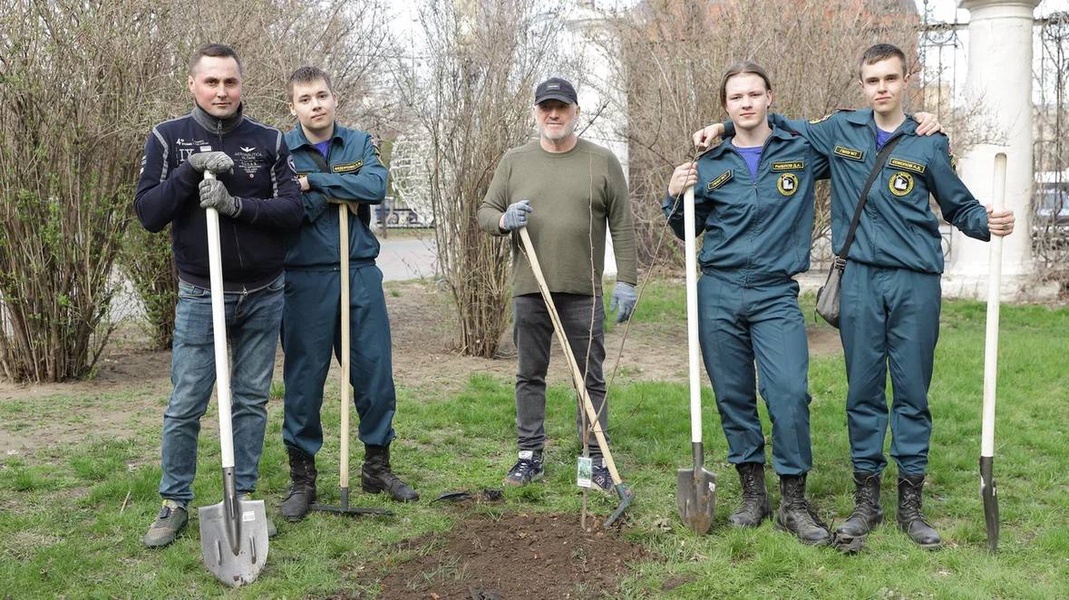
719, 61, 772, 108
189, 44, 243, 76
287, 66, 334, 99
858, 44, 907, 78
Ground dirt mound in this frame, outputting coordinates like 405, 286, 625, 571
365, 511, 650, 599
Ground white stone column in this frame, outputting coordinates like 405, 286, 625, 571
945, 0, 1039, 300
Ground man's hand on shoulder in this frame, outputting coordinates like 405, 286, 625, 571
912, 112, 942, 136
692, 124, 725, 151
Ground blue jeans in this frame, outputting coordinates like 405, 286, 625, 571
513, 293, 608, 460
158, 275, 284, 503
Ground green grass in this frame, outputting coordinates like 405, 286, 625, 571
1, 288, 1067, 598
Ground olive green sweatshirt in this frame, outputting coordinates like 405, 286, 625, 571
478, 138, 638, 297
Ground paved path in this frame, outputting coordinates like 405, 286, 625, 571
378, 237, 438, 281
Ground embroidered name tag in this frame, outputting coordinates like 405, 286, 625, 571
332, 161, 364, 173
707, 170, 732, 191
771, 161, 805, 171
834, 146, 864, 161
888, 158, 926, 174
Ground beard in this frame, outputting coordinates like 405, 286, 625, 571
537, 117, 578, 142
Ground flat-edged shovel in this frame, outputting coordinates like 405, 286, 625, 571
311, 203, 392, 518
517, 227, 635, 527
980, 152, 1007, 552
675, 185, 717, 534
198, 171, 270, 587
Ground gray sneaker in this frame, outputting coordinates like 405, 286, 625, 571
238, 493, 277, 538
143, 499, 188, 548
503, 450, 544, 486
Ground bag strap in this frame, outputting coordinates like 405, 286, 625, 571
836, 135, 904, 268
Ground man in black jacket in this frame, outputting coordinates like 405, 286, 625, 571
134, 43, 302, 548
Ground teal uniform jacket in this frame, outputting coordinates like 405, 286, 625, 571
664, 125, 829, 277
769, 109, 990, 271
281, 123, 396, 454
283, 124, 388, 269
662, 124, 828, 475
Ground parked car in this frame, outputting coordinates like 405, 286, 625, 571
1033, 170, 1069, 247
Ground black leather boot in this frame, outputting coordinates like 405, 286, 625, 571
897, 474, 942, 549
775, 474, 832, 546
728, 462, 772, 528
361, 444, 419, 502
834, 471, 883, 548
280, 446, 317, 522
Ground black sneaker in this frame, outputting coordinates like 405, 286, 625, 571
591, 463, 614, 495
503, 450, 544, 486
143, 499, 188, 548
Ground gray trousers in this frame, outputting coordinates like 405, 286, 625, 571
513, 293, 609, 460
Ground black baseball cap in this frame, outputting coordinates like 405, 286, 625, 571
534, 77, 577, 105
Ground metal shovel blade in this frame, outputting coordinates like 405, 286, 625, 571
676, 467, 717, 534
980, 456, 999, 552
199, 498, 269, 587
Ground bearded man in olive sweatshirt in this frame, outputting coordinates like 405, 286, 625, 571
477, 77, 638, 491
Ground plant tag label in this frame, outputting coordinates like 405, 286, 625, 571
576, 456, 593, 488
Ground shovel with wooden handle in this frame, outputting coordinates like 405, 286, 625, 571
197, 171, 270, 587
980, 152, 1007, 552
517, 227, 635, 527
675, 185, 717, 534
311, 203, 392, 518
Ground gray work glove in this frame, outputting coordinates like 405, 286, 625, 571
187, 151, 234, 174
199, 178, 241, 217
609, 282, 637, 323
500, 199, 533, 231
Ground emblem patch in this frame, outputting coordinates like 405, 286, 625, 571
777, 173, 799, 197
888, 158, 926, 174
707, 170, 732, 191
834, 146, 864, 161
889, 171, 914, 197
333, 161, 364, 173
771, 161, 805, 172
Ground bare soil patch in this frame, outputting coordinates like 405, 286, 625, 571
362, 511, 650, 600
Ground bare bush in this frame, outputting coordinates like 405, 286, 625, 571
604, 0, 919, 269
0, 0, 161, 381
394, 0, 569, 358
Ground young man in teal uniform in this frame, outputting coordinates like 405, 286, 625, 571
695, 44, 1016, 549
666, 62, 831, 545
279, 66, 418, 522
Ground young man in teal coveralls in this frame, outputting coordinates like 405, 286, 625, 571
695, 44, 1016, 549
666, 62, 832, 545
279, 66, 418, 522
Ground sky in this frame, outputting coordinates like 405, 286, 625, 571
918, 0, 1068, 20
